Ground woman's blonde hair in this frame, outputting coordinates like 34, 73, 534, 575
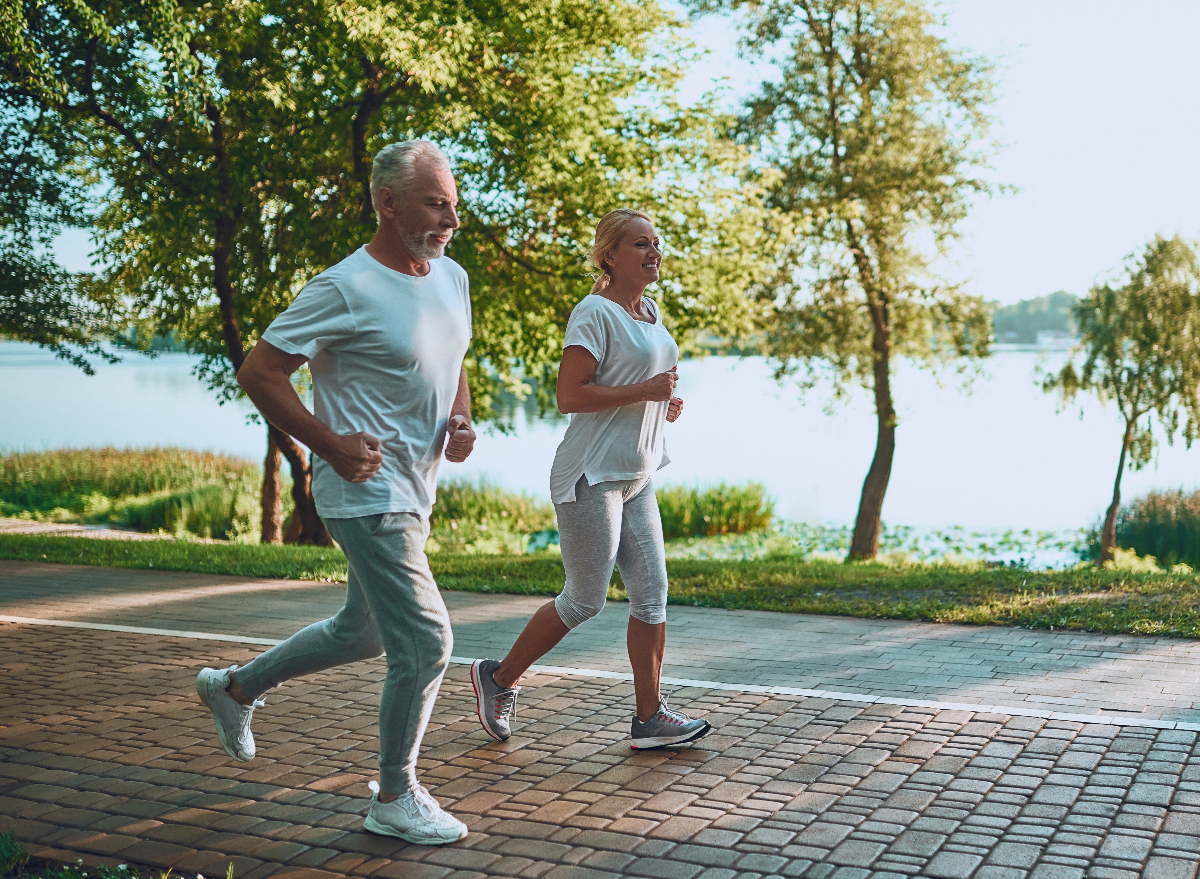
589, 208, 654, 294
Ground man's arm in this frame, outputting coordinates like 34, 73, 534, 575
237, 340, 383, 483
444, 365, 476, 463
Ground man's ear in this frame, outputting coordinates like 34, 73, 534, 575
375, 186, 396, 221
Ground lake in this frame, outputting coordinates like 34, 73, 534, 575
2, 340, 1197, 531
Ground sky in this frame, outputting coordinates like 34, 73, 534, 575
54, 1, 1200, 307
673, 0, 1200, 306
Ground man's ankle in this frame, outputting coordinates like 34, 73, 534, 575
225, 672, 254, 707
378, 791, 399, 803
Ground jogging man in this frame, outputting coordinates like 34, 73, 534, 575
195, 140, 475, 845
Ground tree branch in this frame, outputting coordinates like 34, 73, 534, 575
461, 209, 562, 277
81, 39, 161, 172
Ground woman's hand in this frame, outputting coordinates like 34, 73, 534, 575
666, 397, 683, 423
639, 368, 677, 402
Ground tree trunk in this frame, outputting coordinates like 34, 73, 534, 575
849, 326, 896, 560
261, 428, 284, 544
204, 100, 330, 547
1099, 414, 1138, 566
272, 424, 333, 546
844, 218, 896, 561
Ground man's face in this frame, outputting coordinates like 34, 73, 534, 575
392, 160, 460, 260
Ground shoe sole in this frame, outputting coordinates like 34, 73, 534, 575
469, 660, 510, 742
195, 669, 252, 762
363, 813, 467, 845
631, 721, 713, 750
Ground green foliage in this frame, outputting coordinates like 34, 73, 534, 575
430, 481, 556, 533
0, 533, 349, 581
1082, 489, 1200, 570
0, 832, 28, 879
426, 481, 557, 555
1044, 235, 1200, 561
8, 0, 783, 417
992, 291, 1077, 345
667, 523, 1084, 564
8, 533, 1200, 636
0, 447, 271, 540
656, 482, 775, 539
0, 0, 172, 371
732, 0, 1000, 394
711, 0, 1001, 558
1046, 236, 1200, 462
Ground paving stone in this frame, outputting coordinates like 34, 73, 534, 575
922, 850, 985, 878
7, 569, 1200, 879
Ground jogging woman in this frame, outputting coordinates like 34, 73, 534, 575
469, 208, 712, 750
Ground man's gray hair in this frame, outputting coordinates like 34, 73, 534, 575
369, 140, 451, 213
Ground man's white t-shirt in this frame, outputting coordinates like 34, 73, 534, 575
261, 246, 471, 519
549, 294, 679, 504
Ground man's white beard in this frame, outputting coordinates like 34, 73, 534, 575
403, 227, 451, 261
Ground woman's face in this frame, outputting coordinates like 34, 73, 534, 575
604, 218, 662, 287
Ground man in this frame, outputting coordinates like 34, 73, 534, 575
195, 140, 476, 846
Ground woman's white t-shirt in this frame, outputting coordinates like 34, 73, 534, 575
549, 294, 679, 504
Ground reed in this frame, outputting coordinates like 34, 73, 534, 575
0, 447, 265, 540
1107, 488, 1200, 569
656, 481, 775, 539
429, 480, 556, 554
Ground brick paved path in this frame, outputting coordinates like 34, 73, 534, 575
4, 561, 1200, 722
5, 560, 1200, 878
4, 622, 1200, 879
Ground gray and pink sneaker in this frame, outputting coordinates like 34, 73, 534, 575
630, 696, 712, 749
470, 658, 520, 741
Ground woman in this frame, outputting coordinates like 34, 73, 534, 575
470, 208, 712, 750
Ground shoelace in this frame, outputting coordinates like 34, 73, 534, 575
655, 693, 692, 726
238, 699, 265, 736
495, 686, 520, 721
368, 781, 451, 823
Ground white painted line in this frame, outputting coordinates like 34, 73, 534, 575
1, 615, 1193, 731
0, 615, 283, 646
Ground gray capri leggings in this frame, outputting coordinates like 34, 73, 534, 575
553, 475, 668, 629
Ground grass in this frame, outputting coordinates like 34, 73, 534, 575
428, 480, 556, 554
6, 533, 1200, 637
1, 450, 781, 551
0, 448, 271, 541
0, 831, 186, 879
1085, 488, 1200, 570
657, 482, 774, 539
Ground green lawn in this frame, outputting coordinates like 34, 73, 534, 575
4, 533, 1200, 637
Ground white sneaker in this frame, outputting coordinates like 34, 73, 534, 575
196, 665, 263, 762
363, 780, 468, 845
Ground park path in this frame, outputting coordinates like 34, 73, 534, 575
2, 559, 1200, 879
3, 560, 1200, 723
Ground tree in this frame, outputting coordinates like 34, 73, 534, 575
1044, 235, 1200, 566
0, 0, 141, 372
702, 0, 999, 559
10, 0, 779, 542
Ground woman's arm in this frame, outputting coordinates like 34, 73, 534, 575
556, 345, 677, 414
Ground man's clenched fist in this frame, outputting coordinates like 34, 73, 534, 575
327, 431, 384, 483
444, 414, 476, 463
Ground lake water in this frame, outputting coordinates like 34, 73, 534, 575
2, 340, 1197, 531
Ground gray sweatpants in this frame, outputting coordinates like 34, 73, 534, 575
235, 513, 452, 795
554, 475, 669, 629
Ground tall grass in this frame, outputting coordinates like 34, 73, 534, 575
1102, 488, 1200, 569
0, 447, 267, 540
428, 480, 556, 554
656, 482, 775, 539
0, 450, 778, 549
432, 480, 556, 532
